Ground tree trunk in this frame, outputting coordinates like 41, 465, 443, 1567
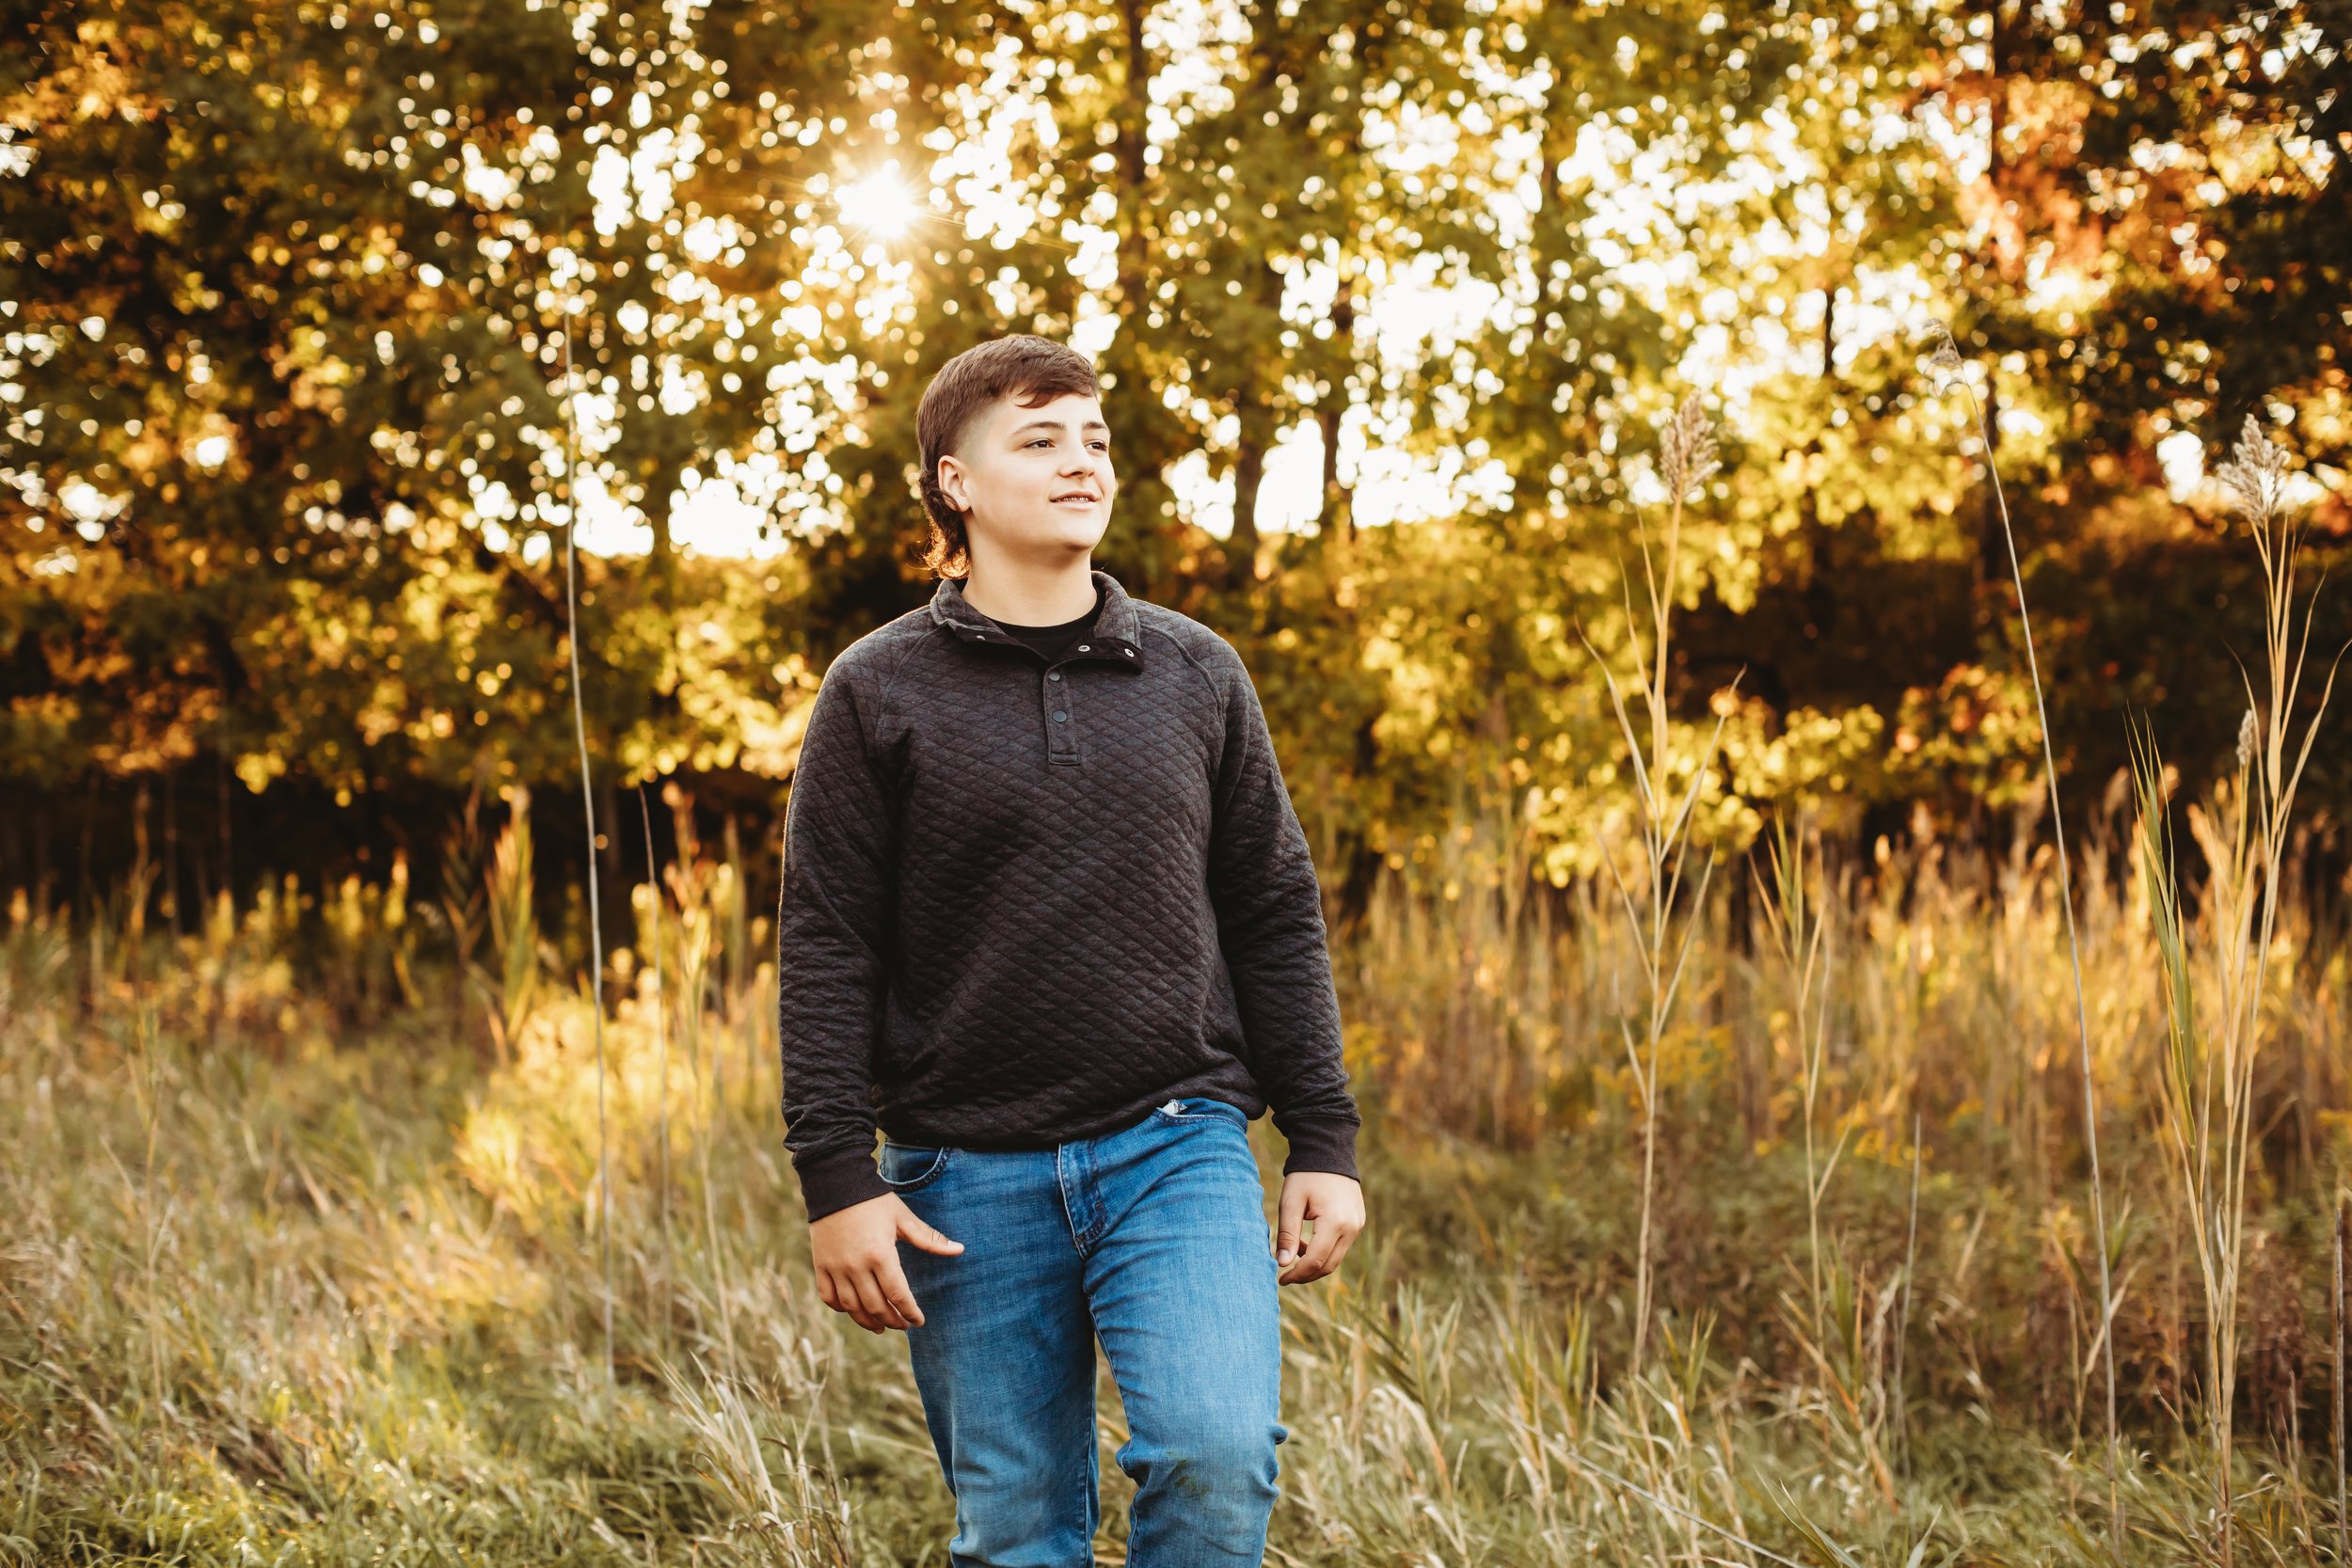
1321, 284, 1357, 544
1229, 363, 1264, 574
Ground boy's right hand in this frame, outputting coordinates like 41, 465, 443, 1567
810, 1194, 964, 1334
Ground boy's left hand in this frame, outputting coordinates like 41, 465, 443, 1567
1274, 1171, 1364, 1285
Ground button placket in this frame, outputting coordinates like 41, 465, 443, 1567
1042, 663, 1081, 765
931, 599, 1143, 766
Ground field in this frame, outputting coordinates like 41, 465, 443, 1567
5, 800, 2349, 1566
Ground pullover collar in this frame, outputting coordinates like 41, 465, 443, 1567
929, 566, 1148, 670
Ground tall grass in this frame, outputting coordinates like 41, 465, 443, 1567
480, 782, 542, 1064
1931, 323, 2122, 1543
1582, 389, 1737, 1382
4, 831, 2345, 1562
1756, 815, 1838, 1338
2127, 415, 2340, 1568
7, 784, 2352, 1561
558, 316, 617, 1382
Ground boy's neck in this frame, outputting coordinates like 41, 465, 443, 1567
960, 551, 1098, 626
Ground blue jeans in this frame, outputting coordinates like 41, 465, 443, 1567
881, 1094, 1290, 1566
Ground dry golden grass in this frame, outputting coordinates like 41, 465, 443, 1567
5, 768, 2350, 1565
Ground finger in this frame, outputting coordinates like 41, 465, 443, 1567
1287, 1213, 1343, 1284
850, 1263, 914, 1331
879, 1258, 928, 1329
844, 1292, 882, 1333
900, 1212, 966, 1256
1279, 1222, 1317, 1278
1316, 1220, 1362, 1278
1275, 1185, 1308, 1269
1278, 1218, 1319, 1284
821, 1268, 878, 1332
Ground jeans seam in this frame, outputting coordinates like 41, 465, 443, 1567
1078, 1139, 1107, 1254
1076, 1393, 1097, 1566
1062, 1140, 1108, 1259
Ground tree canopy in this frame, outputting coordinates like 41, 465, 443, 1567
3, 0, 2344, 900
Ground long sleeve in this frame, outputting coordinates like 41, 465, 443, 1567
1203, 642, 1362, 1181
775, 660, 899, 1222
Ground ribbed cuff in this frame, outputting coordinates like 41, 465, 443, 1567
794, 1139, 894, 1224
1277, 1116, 1360, 1182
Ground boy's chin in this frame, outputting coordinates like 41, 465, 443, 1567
1011, 512, 1109, 549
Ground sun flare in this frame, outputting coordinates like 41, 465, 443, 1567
835, 171, 920, 239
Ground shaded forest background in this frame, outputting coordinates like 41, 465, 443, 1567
2, 0, 2345, 932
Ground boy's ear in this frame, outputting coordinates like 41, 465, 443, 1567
936, 454, 967, 514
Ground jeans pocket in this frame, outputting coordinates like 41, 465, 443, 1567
1152, 1095, 1243, 1125
879, 1140, 951, 1192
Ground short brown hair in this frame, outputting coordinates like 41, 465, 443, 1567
913, 334, 1101, 578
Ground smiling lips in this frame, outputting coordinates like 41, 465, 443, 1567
1053, 492, 1098, 504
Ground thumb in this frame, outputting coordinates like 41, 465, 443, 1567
898, 1205, 966, 1256
1275, 1184, 1307, 1267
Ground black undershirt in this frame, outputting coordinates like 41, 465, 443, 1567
980, 582, 1105, 666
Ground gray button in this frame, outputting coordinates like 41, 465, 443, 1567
1077, 643, 1089, 651
1053, 710, 1068, 722
1048, 671, 1061, 681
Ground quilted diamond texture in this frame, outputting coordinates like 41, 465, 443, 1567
775, 567, 1362, 1222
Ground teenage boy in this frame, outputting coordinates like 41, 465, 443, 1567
776, 333, 1366, 1564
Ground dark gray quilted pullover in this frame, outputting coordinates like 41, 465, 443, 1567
775, 566, 1361, 1222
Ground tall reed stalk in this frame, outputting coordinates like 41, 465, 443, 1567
559, 317, 616, 1380
641, 784, 675, 1321
485, 784, 539, 1064
1931, 325, 2119, 1543
1756, 815, 1840, 1334
1584, 390, 1736, 1380
2128, 415, 2339, 1568
1756, 817, 1899, 1501
2334, 1193, 2347, 1568
1896, 1110, 1922, 1472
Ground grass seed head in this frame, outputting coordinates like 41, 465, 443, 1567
1660, 391, 1719, 503
2215, 414, 2290, 527
1926, 323, 1964, 381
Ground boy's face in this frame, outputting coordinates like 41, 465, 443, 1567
936, 390, 1115, 562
